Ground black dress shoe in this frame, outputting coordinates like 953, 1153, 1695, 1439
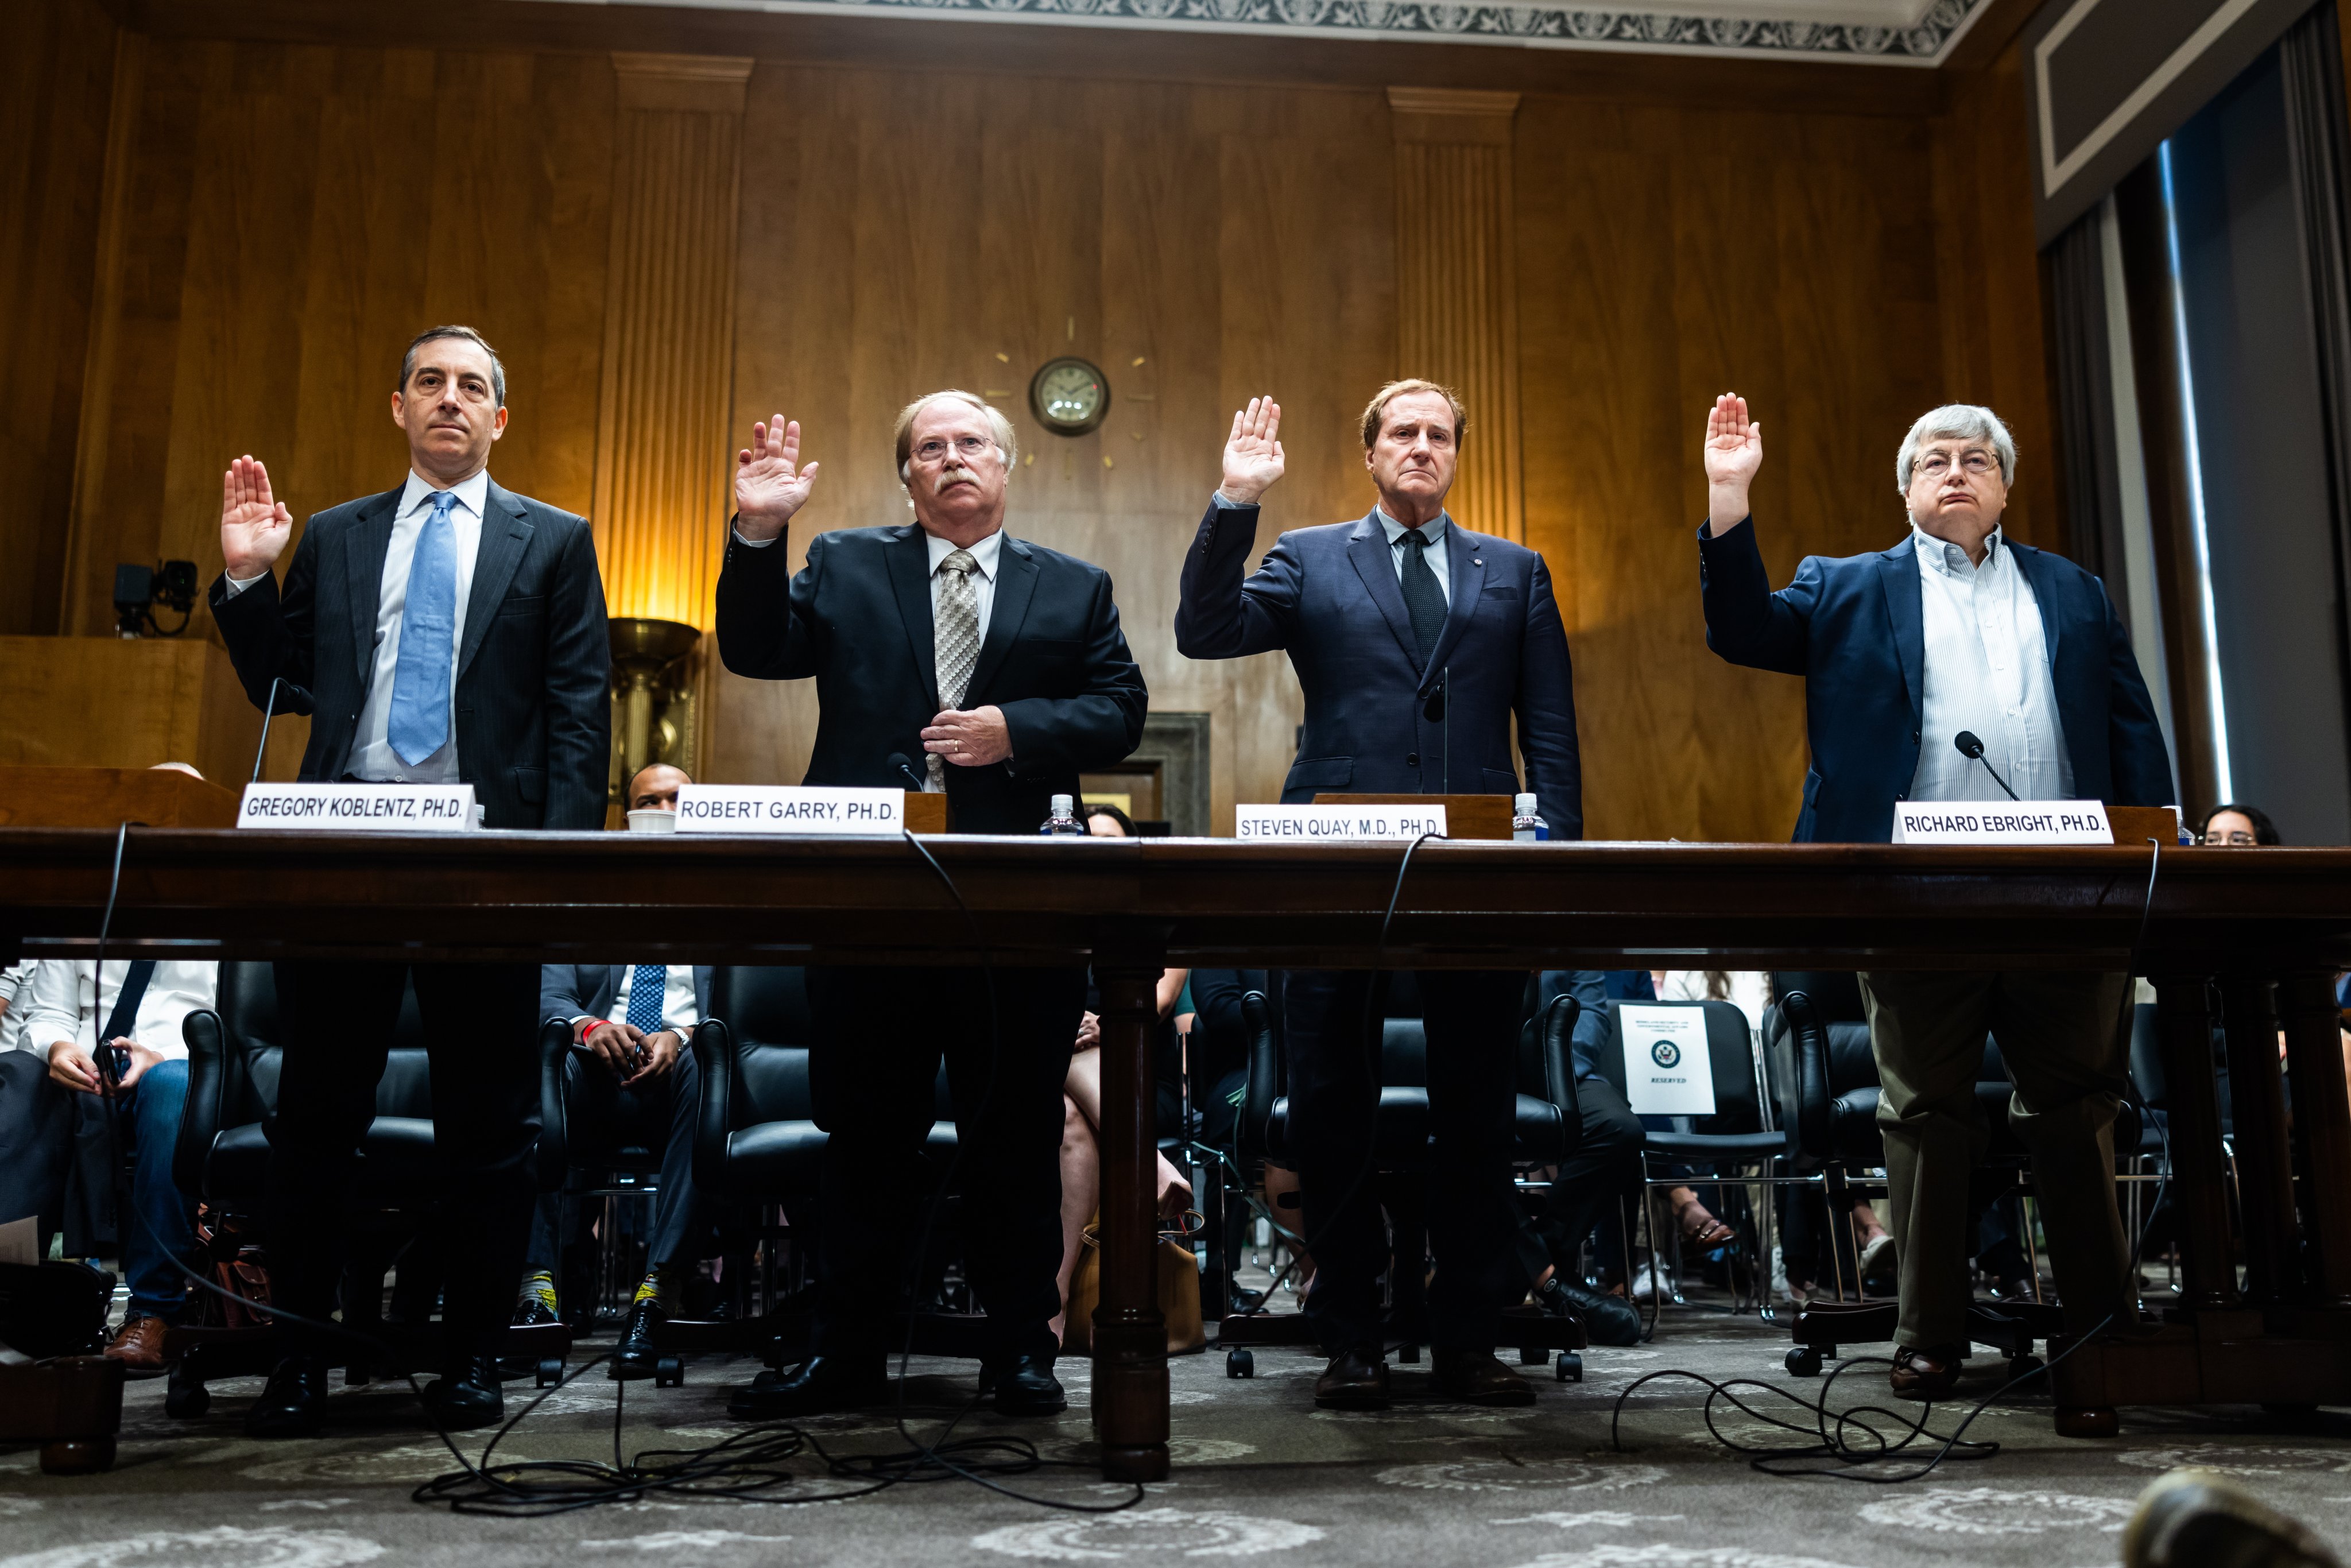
1314, 1345, 1391, 1410
727, 1354, 890, 1420
612, 1299, 665, 1381
510, 1299, 560, 1329
1432, 1349, 1537, 1406
1537, 1277, 1643, 1348
982, 1353, 1066, 1416
2123, 1468, 2345, 1568
244, 1356, 331, 1439
422, 1354, 506, 1431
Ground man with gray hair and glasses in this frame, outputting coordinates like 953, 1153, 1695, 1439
1694, 394, 2174, 1400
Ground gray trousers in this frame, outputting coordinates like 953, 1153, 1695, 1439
1858, 969, 2135, 1349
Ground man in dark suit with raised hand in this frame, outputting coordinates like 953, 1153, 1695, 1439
1175, 381, 1581, 1410
211, 325, 610, 1436
1696, 392, 2173, 1400
714, 391, 1146, 1417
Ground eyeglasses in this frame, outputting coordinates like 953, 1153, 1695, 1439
1915, 451, 1998, 479
913, 435, 997, 464
2199, 830, 2259, 845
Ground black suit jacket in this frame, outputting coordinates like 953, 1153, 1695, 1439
714, 523, 1147, 835
209, 478, 612, 831
540, 964, 715, 1032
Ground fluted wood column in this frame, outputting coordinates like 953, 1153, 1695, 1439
1388, 87, 1523, 543
591, 53, 753, 630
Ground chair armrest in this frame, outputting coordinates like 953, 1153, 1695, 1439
536, 1017, 574, 1193
1237, 990, 1277, 1165
1784, 991, 1833, 1160
172, 1008, 231, 1199
691, 1017, 734, 1195
1531, 992, 1583, 1157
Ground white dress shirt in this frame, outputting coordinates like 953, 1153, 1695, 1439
226, 468, 489, 783
733, 523, 1003, 645
0, 962, 32, 1054
20, 959, 219, 1063
1907, 526, 2074, 804
1210, 492, 1454, 606
575, 965, 701, 1037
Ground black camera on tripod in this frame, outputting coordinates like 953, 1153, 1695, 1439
112, 560, 199, 638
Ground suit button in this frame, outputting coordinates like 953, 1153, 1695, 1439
1911, 731, 1921, 744
1407, 753, 1420, 766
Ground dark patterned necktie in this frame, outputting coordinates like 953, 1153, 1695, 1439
1399, 527, 1445, 663
625, 965, 666, 1033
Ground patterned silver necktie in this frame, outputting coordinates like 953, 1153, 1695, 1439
927, 548, 981, 792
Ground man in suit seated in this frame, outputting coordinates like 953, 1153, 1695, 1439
517, 761, 712, 1380
1695, 394, 2174, 1399
1521, 971, 1648, 1346
715, 392, 1147, 1417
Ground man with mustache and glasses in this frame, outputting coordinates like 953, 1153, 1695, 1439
714, 392, 1147, 1418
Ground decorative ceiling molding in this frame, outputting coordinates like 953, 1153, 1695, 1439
517, 0, 1989, 65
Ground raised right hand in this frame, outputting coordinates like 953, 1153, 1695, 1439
734, 415, 820, 541
222, 456, 294, 579
1702, 393, 1763, 536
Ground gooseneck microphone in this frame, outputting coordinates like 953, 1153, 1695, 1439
1953, 730, 2020, 802
251, 676, 289, 784
885, 751, 927, 793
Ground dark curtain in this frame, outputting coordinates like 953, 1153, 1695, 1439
2280, 1, 2351, 767
2042, 209, 2129, 608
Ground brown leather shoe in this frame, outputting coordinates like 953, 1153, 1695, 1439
1432, 1349, 1537, 1407
1313, 1345, 1391, 1410
103, 1314, 170, 1370
1889, 1342, 1965, 1401
2123, 1468, 2345, 1568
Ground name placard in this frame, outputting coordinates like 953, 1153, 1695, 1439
1891, 800, 2113, 845
238, 782, 479, 832
1233, 804, 1448, 842
673, 784, 907, 835
1619, 1004, 1717, 1116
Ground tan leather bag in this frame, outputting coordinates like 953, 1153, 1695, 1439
1064, 1213, 1207, 1355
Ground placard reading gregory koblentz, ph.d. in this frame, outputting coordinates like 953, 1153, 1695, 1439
238, 782, 479, 832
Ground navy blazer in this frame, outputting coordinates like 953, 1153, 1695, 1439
208, 479, 612, 831
540, 964, 715, 1034
715, 523, 1148, 835
1174, 501, 1582, 838
1698, 517, 2174, 843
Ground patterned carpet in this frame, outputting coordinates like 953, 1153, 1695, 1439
5, 1308, 2349, 1567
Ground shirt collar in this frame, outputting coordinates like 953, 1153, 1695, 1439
1913, 524, 2002, 578
1377, 507, 1448, 548
925, 527, 1003, 579
400, 467, 491, 521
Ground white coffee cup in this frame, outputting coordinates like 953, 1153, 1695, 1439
627, 808, 679, 834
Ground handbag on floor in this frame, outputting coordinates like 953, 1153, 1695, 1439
1064, 1212, 1206, 1355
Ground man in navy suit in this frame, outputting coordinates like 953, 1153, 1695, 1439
212, 326, 610, 1437
1176, 381, 1581, 1409
715, 392, 1147, 1419
1697, 393, 2174, 1399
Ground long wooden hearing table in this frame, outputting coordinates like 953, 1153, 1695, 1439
2, 825, 2347, 1477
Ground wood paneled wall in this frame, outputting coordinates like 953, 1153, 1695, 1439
22, 12, 2060, 840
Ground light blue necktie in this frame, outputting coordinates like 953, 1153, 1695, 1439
388, 491, 459, 766
625, 966, 667, 1033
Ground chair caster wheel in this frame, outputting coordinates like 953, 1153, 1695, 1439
536, 1358, 565, 1388
164, 1369, 210, 1419
40, 1438, 116, 1475
2007, 1353, 2044, 1382
655, 1357, 685, 1389
1556, 1352, 1581, 1383
1519, 1346, 1543, 1366
1225, 1348, 1254, 1379
1785, 1346, 1824, 1377
1398, 1345, 1421, 1364
2055, 1406, 2118, 1438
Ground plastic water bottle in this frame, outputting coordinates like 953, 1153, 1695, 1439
1512, 792, 1550, 842
1041, 793, 1087, 836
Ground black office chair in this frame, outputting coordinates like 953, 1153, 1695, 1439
164, 962, 570, 1415
1218, 977, 1591, 1381
1591, 997, 1791, 1331
690, 965, 969, 1369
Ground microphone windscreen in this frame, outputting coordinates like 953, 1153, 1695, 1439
1953, 730, 1983, 758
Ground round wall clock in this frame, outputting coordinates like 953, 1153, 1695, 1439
1029, 357, 1111, 436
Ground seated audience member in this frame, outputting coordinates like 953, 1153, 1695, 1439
1605, 970, 1737, 1256
21, 956, 219, 1366
0, 961, 30, 1055
0, 963, 60, 1241
1517, 971, 1647, 1343
1183, 969, 1269, 1306
2197, 803, 2280, 846
519, 762, 714, 1379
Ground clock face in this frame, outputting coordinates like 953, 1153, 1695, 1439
1029, 357, 1111, 435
